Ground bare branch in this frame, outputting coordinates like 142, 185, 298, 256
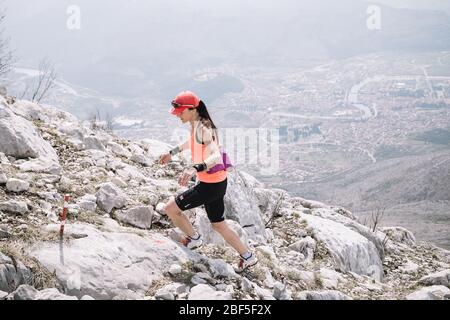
105, 112, 114, 133
31, 58, 57, 103
20, 83, 29, 99
37, 64, 57, 103
0, 4, 14, 80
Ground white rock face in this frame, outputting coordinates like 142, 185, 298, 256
155, 287, 175, 300
195, 212, 249, 247
155, 282, 188, 301
11, 285, 38, 300
223, 171, 267, 243
96, 182, 128, 213
319, 268, 346, 290
111, 177, 127, 188
287, 269, 316, 288
10, 100, 51, 122
273, 281, 292, 300
207, 258, 237, 279
107, 141, 131, 158
140, 139, 171, 161
399, 260, 420, 274
36, 288, 78, 300
297, 290, 353, 300
253, 283, 276, 300
9, 285, 78, 300
0, 200, 29, 215
3, 97, 449, 301
77, 194, 97, 213
253, 187, 289, 221
380, 227, 416, 246
83, 136, 106, 151
0, 172, 7, 184
418, 269, 450, 287
30, 222, 192, 299
6, 178, 30, 192
307, 207, 385, 259
288, 236, 316, 262
18, 158, 62, 175
0, 102, 58, 161
0, 290, 8, 299
293, 197, 329, 209
116, 164, 146, 184
168, 264, 182, 276
188, 284, 233, 300
406, 285, 450, 300
0, 253, 32, 292
130, 154, 152, 167
115, 206, 154, 229
112, 290, 144, 300
256, 246, 279, 266
155, 202, 166, 215
302, 214, 383, 281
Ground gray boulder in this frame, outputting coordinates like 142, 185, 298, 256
115, 206, 154, 229
302, 214, 383, 281
6, 178, 30, 193
380, 227, 416, 246
223, 171, 267, 243
83, 136, 106, 151
0, 172, 6, 184
188, 284, 232, 300
0, 102, 58, 161
0, 200, 29, 215
297, 290, 353, 300
12, 285, 38, 300
37, 288, 78, 300
288, 236, 316, 262
0, 253, 32, 292
406, 285, 450, 300
30, 222, 192, 299
96, 182, 128, 213
273, 281, 292, 300
418, 269, 450, 287
18, 158, 62, 175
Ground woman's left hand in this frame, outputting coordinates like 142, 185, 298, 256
178, 167, 197, 186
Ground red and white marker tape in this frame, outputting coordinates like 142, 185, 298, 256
60, 194, 70, 235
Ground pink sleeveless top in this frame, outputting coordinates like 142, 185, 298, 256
190, 128, 227, 183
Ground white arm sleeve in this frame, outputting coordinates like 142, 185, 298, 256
199, 127, 222, 169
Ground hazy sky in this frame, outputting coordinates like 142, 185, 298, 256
2, 0, 449, 96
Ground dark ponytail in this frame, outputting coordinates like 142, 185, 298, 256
197, 100, 217, 130
196, 100, 218, 142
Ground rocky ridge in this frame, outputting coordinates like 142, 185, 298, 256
0, 96, 449, 300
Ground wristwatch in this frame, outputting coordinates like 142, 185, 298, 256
192, 162, 207, 172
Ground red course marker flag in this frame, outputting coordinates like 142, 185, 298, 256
60, 194, 70, 235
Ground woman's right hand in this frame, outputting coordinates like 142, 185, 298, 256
159, 153, 172, 165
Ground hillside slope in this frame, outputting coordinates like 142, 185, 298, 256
0, 96, 449, 300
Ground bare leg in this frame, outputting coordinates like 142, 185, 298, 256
211, 221, 248, 255
164, 199, 196, 238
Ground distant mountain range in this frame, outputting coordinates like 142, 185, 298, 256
283, 141, 450, 249
4, 0, 450, 97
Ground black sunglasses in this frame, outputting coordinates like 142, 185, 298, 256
171, 100, 197, 108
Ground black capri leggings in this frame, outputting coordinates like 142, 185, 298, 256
175, 178, 228, 223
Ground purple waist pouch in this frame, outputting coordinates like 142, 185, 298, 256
207, 151, 233, 174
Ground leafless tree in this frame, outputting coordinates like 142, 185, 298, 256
0, 4, 13, 80
89, 107, 114, 133
89, 108, 101, 131
362, 207, 386, 233
31, 57, 57, 103
105, 112, 114, 133
20, 84, 29, 99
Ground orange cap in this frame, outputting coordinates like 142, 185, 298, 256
170, 91, 200, 115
